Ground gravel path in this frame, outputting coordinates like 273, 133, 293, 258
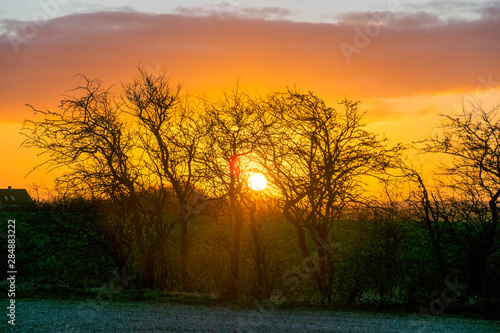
2, 299, 499, 332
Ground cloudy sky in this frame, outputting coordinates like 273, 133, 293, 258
1, 0, 500, 190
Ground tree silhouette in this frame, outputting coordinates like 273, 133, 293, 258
122, 67, 206, 291
22, 75, 145, 281
258, 89, 400, 303
423, 101, 500, 297
199, 86, 274, 299
400, 161, 450, 282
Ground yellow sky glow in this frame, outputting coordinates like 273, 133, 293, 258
1, 12, 499, 192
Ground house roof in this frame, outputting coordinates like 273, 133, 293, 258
0, 187, 33, 206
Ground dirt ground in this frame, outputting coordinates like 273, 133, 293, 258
2, 299, 499, 332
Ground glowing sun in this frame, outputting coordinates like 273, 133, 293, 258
248, 173, 267, 191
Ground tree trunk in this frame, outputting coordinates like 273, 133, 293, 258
227, 202, 244, 299
249, 204, 265, 300
180, 215, 191, 292
469, 250, 487, 297
467, 192, 499, 298
314, 231, 334, 305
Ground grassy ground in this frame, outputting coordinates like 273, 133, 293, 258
1, 298, 499, 333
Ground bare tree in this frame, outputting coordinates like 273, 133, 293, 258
22, 70, 202, 290
244, 194, 281, 300
422, 101, 500, 296
122, 68, 206, 291
199, 86, 274, 299
400, 162, 451, 282
258, 89, 400, 303
22, 75, 143, 279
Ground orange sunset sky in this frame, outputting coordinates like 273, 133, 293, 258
1, 0, 500, 193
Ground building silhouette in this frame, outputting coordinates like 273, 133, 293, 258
0, 186, 33, 210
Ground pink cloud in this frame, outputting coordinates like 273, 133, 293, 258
174, 5, 293, 20
0, 9, 499, 122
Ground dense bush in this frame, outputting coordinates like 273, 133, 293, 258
1, 199, 115, 289
2, 196, 499, 319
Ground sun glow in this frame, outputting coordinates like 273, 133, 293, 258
248, 173, 267, 191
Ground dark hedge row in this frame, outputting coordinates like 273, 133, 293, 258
2, 198, 499, 318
